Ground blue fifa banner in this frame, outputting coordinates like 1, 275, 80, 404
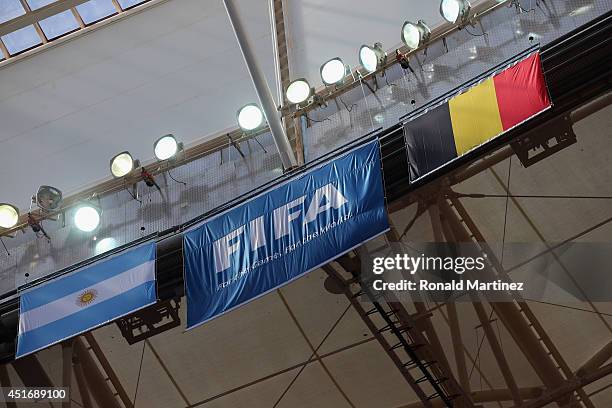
184, 140, 389, 329
17, 242, 157, 358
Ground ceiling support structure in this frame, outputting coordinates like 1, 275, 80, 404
438, 195, 585, 408
577, 340, 612, 377
84, 332, 134, 408
12, 353, 53, 387
427, 205, 470, 396
430, 199, 522, 406
223, 0, 297, 170
325, 250, 474, 408
401, 386, 545, 408
72, 346, 94, 408
448, 195, 598, 408
471, 300, 523, 407
269, 0, 305, 166
73, 337, 124, 408
0, 364, 17, 408
61, 340, 73, 408
322, 264, 447, 408
517, 363, 612, 408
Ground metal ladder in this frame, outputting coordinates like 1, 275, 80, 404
324, 260, 470, 408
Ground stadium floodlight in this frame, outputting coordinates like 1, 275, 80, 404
237, 104, 264, 131
36, 185, 63, 211
359, 43, 386, 73
285, 79, 313, 105
110, 151, 137, 178
154, 134, 183, 161
74, 205, 101, 232
0, 203, 19, 229
402, 20, 432, 50
95, 237, 118, 255
320, 57, 349, 86
440, 0, 471, 25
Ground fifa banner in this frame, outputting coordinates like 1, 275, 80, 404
17, 242, 157, 358
184, 140, 389, 329
404, 52, 551, 180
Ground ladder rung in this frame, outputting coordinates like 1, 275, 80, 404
403, 360, 417, 368
415, 375, 429, 384
427, 392, 440, 400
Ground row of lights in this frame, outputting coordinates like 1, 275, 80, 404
0, 134, 184, 234
236, 0, 471, 129
0, 0, 471, 235
75, 134, 185, 232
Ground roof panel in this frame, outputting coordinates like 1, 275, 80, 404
0, 0, 25, 24
38, 10, 80, 40
1, 24, 41, 55
76, 0, 117, 25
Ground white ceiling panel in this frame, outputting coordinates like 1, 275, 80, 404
286, 0, 443, 84
0, 0, 441, 209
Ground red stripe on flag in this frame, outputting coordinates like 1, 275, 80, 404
493, 53, 551, 130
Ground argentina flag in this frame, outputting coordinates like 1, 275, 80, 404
16, 242, 157, 358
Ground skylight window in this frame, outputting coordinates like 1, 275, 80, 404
26, 1, 79, 40
0, 0, 25, 24
76, 0, 117, 25
0, 0, 155, 62
1, 25, 42, 55
117, 0, 148, 10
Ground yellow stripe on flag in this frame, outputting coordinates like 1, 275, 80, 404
448, 78, 503, 155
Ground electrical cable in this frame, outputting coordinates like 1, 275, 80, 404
132, 340, 147, 405
167, 167, 187, 186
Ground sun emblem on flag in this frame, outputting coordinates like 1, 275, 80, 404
76, 289, 98, 307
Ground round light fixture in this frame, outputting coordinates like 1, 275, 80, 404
402, 20, 431, 50
320, 58, 348, 86
237, 104, 264, 131
285, 79, 312, 104
0, 203, 19, 229
95, 237, 117, 255
359, 43, 386, 73
36, 185, 63, 211
74, 206, 101, 232
440, 0, 471, 24
110, 152, 135, 178
154, 134, 182, 161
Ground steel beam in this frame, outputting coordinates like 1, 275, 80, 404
73, 337, 123, 408
439, 196, 576, 407
0, 364, 17, 408
72, 350, 93, 408
12, 354, 53, 387
222, 0, 297, 170
84, 332, 134, 408
400, 387, 544, 408
61, 341, 73, 408
436, 200, 521, 405
516, 363, 612, 408
577, 340, 612, 377
471, 301, 522, 407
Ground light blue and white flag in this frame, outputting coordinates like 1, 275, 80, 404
16, 242, 157, 358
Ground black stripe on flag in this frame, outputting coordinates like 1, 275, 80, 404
403, 103, 458, 180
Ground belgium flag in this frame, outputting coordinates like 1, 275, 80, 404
404, 53, 551, 180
